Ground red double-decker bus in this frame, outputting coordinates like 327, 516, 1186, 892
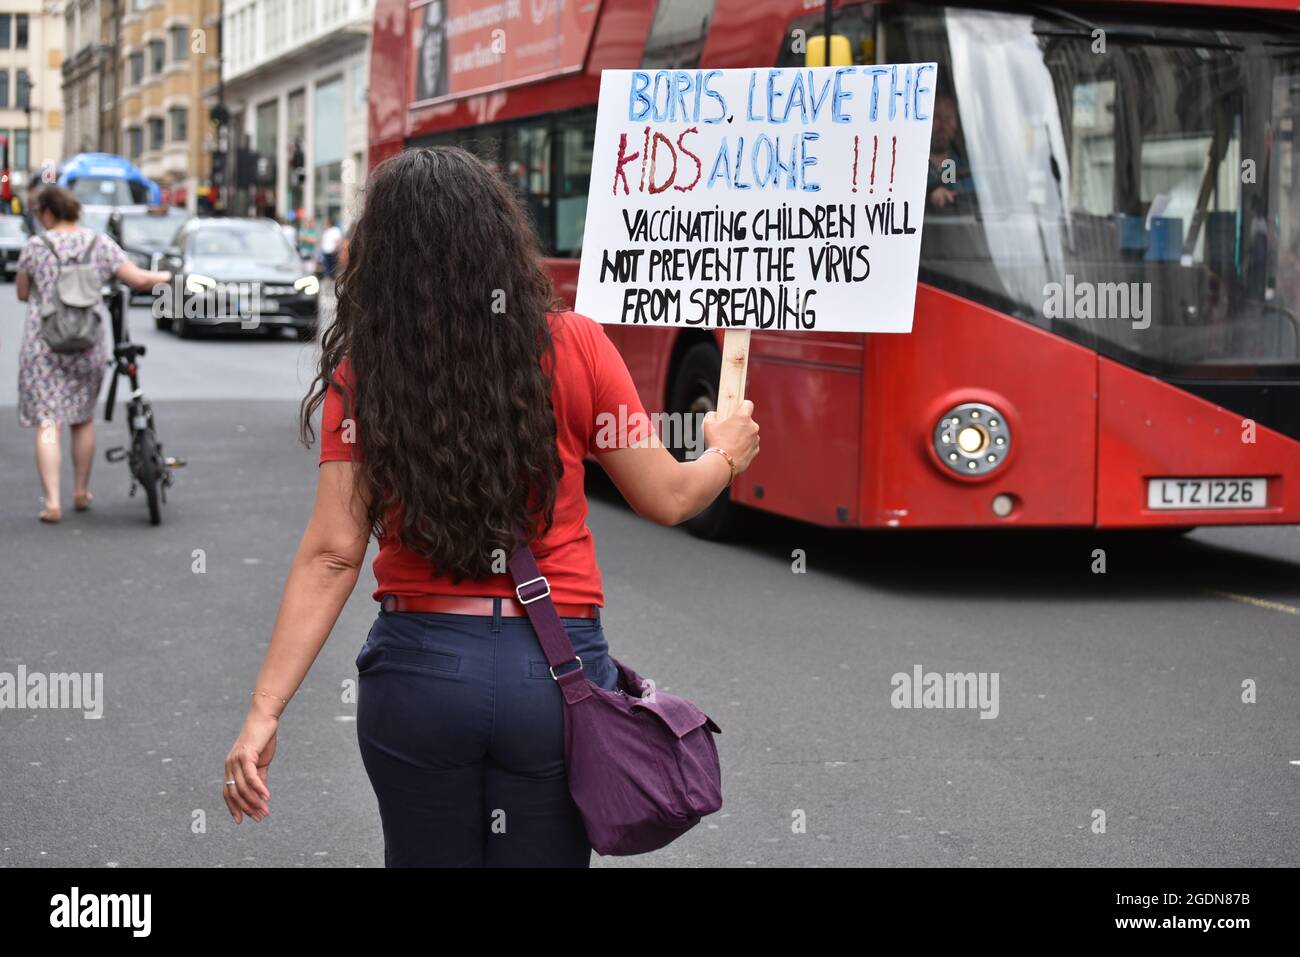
370, 0, 1300, 536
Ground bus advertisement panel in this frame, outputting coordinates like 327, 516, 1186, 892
410, 0, 604, 105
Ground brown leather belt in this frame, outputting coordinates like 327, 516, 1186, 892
380, 593, 597, 618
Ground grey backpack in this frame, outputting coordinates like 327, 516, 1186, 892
38, 232, 104, 353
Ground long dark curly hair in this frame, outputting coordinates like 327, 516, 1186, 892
301, 147, 562, 580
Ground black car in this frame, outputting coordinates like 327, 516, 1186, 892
109, 207, 191, 301
0, 215, 31, 280
156, 218, 320, 340
114, 207, 191, 265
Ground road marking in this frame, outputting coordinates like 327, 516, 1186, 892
1207, 589, 1300, 617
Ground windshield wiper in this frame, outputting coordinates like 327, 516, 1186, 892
1028, 3, 1242, 50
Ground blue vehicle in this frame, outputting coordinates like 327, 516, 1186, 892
57, 153, 162, 212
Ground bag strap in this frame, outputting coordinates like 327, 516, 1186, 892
76, 231, 101, 265
506, 532, 588, 692
38, 233, 63, 273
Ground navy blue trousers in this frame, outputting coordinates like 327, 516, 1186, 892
354, 601, 617, 867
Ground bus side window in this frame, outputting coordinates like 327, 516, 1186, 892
555, 115, 596, 258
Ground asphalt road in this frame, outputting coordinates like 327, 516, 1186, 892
1, 286, 1298, 867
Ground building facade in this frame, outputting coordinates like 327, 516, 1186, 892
118, 0, 221, 207
221, 0, 372, 225
3, 1, 65, 184
63, 0, 220, 210
61, 0, 119, 160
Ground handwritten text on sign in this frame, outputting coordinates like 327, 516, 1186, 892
574, 65, 937, 334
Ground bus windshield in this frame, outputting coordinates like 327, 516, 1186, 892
70, 176, 151, 207
80, 208, 112, 235
883, 3, 1300, 378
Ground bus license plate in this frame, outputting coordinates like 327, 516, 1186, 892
1147, 477, 1266, 510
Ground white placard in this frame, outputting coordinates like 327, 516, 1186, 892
575, 65, 937, 334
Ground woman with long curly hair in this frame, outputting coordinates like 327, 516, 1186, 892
222, 147, 759, 866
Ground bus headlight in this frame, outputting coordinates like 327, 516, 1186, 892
934, 402, 1010, 476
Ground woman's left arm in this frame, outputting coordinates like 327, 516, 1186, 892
15, 237, 35, 301
223, 459, 371, 825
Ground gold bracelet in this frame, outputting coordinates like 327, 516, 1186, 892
702, 446, 736, 485
251, 690, 289, 705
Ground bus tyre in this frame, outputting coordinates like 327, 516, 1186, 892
669, 341, 742, 540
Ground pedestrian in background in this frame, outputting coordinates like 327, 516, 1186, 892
221, 147, 759, 866
15, 185, 172, 523
278, 214, 298, 255
298, 215, 320, 270
22, 182, 42, 235
320, 218, 342, 281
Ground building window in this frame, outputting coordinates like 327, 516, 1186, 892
351, 58, 367, 113
15, 13, 26, 49
148, 117, 165, 150
170, 26, 189, 62
170, 106, 188, 142
149, 39, 165, 74
129, 52, 144, 85
255, 98, 278, 176
128, 127, 143, 159
0, 71, 8, 109
15, 70, 29, 110
0, 15, 9, 49
314, 76, 345, 222
14, 129, 27, 169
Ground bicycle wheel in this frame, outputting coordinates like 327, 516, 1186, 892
134, 430, 163, 526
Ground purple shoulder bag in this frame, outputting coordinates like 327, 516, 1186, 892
508, 539, 723, 856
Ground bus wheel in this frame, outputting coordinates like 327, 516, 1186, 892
669, 341, 742, 540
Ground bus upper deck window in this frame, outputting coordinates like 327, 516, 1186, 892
641, 0, 720, 70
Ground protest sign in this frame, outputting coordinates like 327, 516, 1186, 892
575, 64, 937, 415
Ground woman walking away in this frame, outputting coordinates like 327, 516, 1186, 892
16, 185, 172, 523
221, 147, 760, 867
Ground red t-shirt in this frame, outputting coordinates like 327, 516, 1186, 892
319, 311, 651, 606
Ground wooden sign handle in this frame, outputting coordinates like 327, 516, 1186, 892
715, 329, 751, 420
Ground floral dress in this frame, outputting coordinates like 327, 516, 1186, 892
15, 227, 126, 428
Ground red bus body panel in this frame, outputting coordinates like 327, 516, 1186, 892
1096, 359, 1300, 527
369, 0, 1300, 530
853, 286, 1098, 528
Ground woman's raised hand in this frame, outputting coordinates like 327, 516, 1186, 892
702, 399, 760, 475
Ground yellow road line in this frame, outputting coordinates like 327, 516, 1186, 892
1207, 589, 1300, 617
